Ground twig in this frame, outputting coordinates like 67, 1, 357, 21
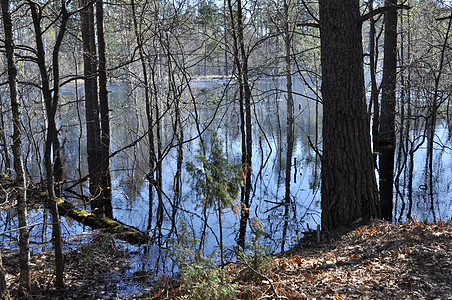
236, 250, 288, 299
0, 222, 43, 235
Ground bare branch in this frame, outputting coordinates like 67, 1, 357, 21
360, 4, 411, 25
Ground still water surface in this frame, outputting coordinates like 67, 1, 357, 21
1, 76, 452, 296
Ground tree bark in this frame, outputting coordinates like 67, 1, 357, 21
319, 0, 380, 230
369, 0, 381, 154
227, 0, 252, 250
81, 0, 103, 215
379, 0, 398, 221
1, 0, 30, 290
0, 100, 11, 177
96, 0, 113, 218
0, 252, 9, 299
281, 0, 294, 252
29, 0, 68, 288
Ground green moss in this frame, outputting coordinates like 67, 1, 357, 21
55, 198, 149, 244
103, 218, 118, 226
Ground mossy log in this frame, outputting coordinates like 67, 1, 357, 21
56, 198, 149, 245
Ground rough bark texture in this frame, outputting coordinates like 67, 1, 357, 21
81, 0, 103, 215
1, 0, 30, 290
379, 0, 398, 221
319, 0, 380, 230
96, 0, 113, 218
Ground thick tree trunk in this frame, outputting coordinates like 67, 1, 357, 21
319, 0, 380, 230
379, 0, 398, 221
1, 0, 30, 290
81, 0, 103, 215
96, 0, 113, 218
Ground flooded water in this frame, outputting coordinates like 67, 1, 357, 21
1, 76, 452, 296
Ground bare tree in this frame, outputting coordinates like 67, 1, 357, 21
28, 0, 70, 288
1, 0, 30, 290
227, 0, 253, 250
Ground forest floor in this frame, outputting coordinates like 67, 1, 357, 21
162, 219, 452, 300
2, 219, 452, 299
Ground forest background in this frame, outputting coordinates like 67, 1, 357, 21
0, 0, 451, 298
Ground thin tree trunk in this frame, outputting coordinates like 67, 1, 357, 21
130, 0, 156, 231
406, 8, 414, 220
281, 0, 294, 253
172, 96, 183, 234
29, 0, 68, 288
379, 0, 398, 222
0, 98, 11, 177
218, 203, 224, 266
227, 0, 252, 250
96, 0, 113, 218
1, 0, 30, 290
153, 61, 164, 242
369, 0, 381, 154
223, 0, 228, 77
397, 8, 406, 221
426, 15, 452, 222
0, 253, 9, 299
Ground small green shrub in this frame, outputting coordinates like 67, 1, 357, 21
237, 217, 272, 281
181, 258, 237, 300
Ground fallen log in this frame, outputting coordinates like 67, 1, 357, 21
49, 196, 149, 245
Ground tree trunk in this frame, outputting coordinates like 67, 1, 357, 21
29, 0, 68, 288
81, 0, 103, 215
319, 0, 380, 230
30, 1, 69, 288
369, 0, 381, 154
0, 99, 11, 177
1, 0, 30, 290
426, 15, 452, 222
0, 253, 9, 299
96, 0, 113, 218
227, 0, 252, 250
379, 0, 398, 221
130, 0, 156, 231
281, 0, 294, 253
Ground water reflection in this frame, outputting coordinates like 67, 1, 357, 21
1, 76, 452, 296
